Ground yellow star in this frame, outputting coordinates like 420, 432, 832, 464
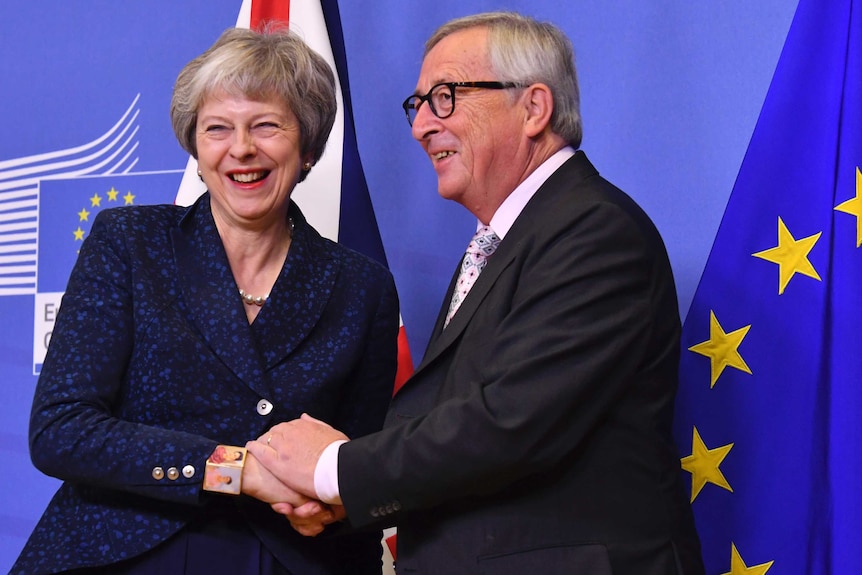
721, 543, 774, 575
123, 191, 136, 205
107, 187, 119, 201
89, 193, 102, 208
73, 227, 85, 241
77, 207, 90, 222
680, 426, 733, 502
834, 166, 862, 247
752, 216, 821, 295
688, 310, 752, 387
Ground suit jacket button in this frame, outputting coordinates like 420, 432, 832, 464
152, 467, 165, 480
182, 465, 195, 478
392, 501, 402, 511
370, 507, 380, 518
167, 467, 180, 480
257, 399, 273, 416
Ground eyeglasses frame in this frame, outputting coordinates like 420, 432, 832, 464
401, 81, 526, 126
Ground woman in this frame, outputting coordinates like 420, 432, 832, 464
11, 27, 398, 575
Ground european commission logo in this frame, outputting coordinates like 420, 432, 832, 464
0, 94, 187, 374
33, 171, 181, 374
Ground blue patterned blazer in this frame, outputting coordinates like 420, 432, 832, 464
12, 193, 399, 575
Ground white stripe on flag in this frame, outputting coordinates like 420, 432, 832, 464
286, 1, 343, 242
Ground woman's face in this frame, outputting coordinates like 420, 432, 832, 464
196, 89, 309, 229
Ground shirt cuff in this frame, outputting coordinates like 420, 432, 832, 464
314, 439, 347, 505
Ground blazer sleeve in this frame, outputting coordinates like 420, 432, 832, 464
29, 210, 217, 504
339, 195, 681, 526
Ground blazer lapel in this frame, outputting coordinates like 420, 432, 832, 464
250, 207, 337, 371
171, 195, 269, 395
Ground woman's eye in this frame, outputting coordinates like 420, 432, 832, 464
204, 125, 228, 134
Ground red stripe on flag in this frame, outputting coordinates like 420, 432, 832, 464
385, 533, 398, 561
393, 326, 414, 396
250, 0, 290, 30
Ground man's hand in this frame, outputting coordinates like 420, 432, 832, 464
246, 413, 349, 500
272, 501, 348, 537
241, 450, 321, 512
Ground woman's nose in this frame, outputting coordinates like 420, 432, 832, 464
230, 129, 257, 158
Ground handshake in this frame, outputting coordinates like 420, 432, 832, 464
239, 414, 349, 536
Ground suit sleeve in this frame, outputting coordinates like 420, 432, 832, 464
29, 210, 216, 504
338, 196, 680, 526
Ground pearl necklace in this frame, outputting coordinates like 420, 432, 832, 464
236, 217, 293, 307
239, 288, 269, 306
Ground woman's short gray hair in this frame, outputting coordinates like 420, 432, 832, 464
426, 12, 582, 148
170, 27, 337, 170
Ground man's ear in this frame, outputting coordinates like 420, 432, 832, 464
522, 83, 554, 138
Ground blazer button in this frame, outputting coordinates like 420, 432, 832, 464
167, 467, 180, 480
257, 399, 273, 416
182, 465, 195, 478
370, 507, 381, 518
152, 467, 165, 480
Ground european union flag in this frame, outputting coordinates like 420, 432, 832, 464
674, 0, 862, 573
37, 172, 182, 292
33, 172, 181, 374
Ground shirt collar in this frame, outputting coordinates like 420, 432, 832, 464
486, 146, 576, 239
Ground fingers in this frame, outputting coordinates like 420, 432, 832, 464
271, 500, 342, 537
292, 521, 326, 537
291, 500, 325, 518
241, 450, 311, 506
271, 502, 295, 516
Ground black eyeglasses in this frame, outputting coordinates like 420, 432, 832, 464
401, 81, 526, 126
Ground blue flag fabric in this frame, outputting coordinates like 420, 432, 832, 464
674, 0, 862, 574
321, 0, 389, 268
38, 172, 181, 292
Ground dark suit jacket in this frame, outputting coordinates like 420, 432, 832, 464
12, 194, 399, 575
338, 152, 704, 574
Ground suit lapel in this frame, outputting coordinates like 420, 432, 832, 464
404, 152, 599, 390
417, 246, 518, 373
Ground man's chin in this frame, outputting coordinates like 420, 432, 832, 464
435, 179, 465, 203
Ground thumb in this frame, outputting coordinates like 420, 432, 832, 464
300, 412, 326, 425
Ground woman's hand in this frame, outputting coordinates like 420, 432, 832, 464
241, 450, 320, 510
271, 501, 347, 537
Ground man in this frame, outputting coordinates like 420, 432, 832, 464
248, 11, 704, 574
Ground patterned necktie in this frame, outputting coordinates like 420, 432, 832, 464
444, 225, 502, 327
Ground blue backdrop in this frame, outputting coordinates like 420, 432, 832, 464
0, 1, 799, 571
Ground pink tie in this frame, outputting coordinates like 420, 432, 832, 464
445, 225, 501, 327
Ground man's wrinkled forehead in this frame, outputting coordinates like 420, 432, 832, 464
415, 27, 491, 92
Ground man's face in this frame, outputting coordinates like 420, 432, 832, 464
411, 27, 526, 221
